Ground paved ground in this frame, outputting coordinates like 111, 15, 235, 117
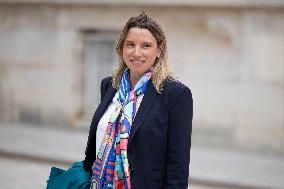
0, 156, 212, 189
0, 156, 65, 189
0, 124, 284, 189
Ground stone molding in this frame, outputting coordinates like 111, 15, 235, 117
0, 0, 284, 8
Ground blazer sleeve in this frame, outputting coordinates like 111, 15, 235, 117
100, 76, 112, 101
83, 76, 112, 173
165, 83, 193, 189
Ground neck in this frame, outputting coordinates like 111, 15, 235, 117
129, 74, 140, 88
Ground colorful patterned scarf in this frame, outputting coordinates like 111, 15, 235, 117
91, 68, 152, 189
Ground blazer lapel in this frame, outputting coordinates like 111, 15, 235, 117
89, 85, 116, 138
129, 81, 158, 143
97, 85, 116, 120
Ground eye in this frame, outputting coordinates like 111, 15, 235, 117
125, 42, 134, 48
143, 43, 151, 49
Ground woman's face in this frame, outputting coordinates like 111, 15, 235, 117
122, 27, 161, 81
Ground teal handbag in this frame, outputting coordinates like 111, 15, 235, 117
46, 162, 91, 189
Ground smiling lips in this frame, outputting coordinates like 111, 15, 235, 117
131, 59, 145, 65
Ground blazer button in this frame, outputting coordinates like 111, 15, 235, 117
130, 166, 134, 174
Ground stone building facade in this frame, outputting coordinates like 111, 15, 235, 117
0, 0, 283, 154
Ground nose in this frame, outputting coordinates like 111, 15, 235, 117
133, 47, 142, 57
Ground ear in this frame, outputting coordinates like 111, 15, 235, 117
157, 43, 164, 57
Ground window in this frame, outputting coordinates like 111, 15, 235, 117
83, 31, 118, 115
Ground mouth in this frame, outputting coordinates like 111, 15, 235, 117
130, 59, 145, 65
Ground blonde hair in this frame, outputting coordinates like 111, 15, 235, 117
112, 12, 175, 93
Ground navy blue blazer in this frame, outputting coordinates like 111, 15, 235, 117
83, 77, 193, 189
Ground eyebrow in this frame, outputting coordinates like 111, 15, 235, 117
124, 40, 133, 43
124, 40, 153, 44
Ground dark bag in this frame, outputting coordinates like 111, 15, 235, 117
46, 162, 91, 189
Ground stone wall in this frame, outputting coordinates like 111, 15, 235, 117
0, 3, 283, 153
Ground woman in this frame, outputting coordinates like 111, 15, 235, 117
83, 12, 193, 189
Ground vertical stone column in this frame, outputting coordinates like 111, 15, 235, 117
236, 9, 284, 152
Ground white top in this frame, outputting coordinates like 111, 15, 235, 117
95, 91, 144, 156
